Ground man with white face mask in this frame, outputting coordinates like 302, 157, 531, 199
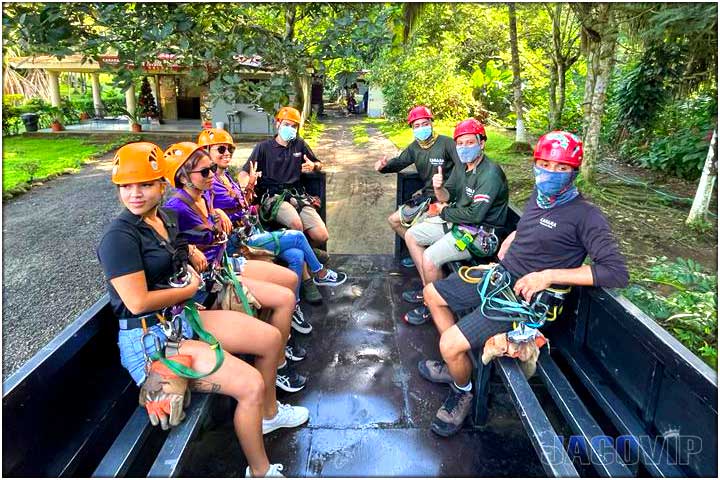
375, 106, 461, 265
402, 118, 509, 326
241, 107, 333, 256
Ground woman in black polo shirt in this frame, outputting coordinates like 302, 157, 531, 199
97, 142, 307, 477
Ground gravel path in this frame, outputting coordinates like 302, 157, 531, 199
2, 138, 254, 380
312, 112, 402, 254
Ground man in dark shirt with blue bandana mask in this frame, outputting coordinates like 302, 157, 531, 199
418, 131, 629, 437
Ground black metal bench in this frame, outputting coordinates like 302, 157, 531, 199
3, 175, 330, 477
395, 171, 717, 477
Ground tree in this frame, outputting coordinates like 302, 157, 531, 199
137, 77, 159, 119
572, 3, 619, 182
687, 129, 717, 225
508, 3, 528, 145
545, 4, 581, 130
3, 3, 394, 125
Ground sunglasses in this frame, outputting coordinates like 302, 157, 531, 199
189, 163, 218, 178
214, 145, 235, 155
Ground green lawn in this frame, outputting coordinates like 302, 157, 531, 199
302, 119, 326, 150
350, 123, 370, 146
2, 135, 133, 193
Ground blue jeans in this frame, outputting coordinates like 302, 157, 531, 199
247, 229, 323, 301
117, 311, 195, 386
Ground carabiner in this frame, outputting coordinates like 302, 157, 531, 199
141, 330, 163, 362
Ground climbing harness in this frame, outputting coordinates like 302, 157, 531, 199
260, 187, 321, 224
399, 193, 433, 228
467, 265, 570, 344
139, 303, 224, 380
450, 224, 499, 257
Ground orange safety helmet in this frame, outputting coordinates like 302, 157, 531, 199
111, 142, 166, 185
275, 106, 301, 124
163, 142, 207, 187
197, 128, 235, 147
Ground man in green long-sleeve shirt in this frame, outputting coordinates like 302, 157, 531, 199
402, 119, 509, 326
375, 106, 460, 247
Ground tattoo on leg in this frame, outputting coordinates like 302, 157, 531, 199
191, 380, 221, 393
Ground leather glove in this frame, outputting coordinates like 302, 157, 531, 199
139, 354, 193, 430
481, 332, 547, 379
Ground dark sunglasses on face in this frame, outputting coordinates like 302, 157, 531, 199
215, 145, 235, 155
189, 163, 218, 177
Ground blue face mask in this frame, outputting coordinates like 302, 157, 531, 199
278, 125, 297, 142
413, 125, 433, 142
456, 144, 482, 164
533, 166, 577, 196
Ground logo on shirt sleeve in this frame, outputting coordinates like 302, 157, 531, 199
466, 187, 489, 203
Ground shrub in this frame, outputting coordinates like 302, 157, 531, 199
370, 47, 478, 122
623, 256, 717, 368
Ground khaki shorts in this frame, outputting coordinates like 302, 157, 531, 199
275, 201, 325, 231
406, 216, 472, 267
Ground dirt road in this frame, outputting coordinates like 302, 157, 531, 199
312, 114, 403, 254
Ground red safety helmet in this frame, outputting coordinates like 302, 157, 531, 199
533, 131, 583, 168
453, 118, 487, 141
407, 105, 433, 125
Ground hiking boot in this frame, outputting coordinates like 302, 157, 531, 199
301, 278, 323, 305
418, 359, 454, 384
402, 288, 424, 304
285, 337, 307, 362
276, 363, 306, 393
431, 384, 474, 437
404, 305, 431, 325
245, 464, 285, 478
262, 401, 310, 434
400, 256, 415, 268
291, 304, 312, 334
312, 247, 330, 265
313, 269, 348, 287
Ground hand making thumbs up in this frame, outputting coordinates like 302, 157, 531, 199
301, 154, 316, 173
374, 155, 388, 172
432, 166, 444, 190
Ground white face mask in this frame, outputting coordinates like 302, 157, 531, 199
278, 125, 297, 142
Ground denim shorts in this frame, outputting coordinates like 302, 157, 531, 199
117, 310, 196, 386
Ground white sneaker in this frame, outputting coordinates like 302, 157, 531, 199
262, 401, 310, 434
245, 463, 285, 477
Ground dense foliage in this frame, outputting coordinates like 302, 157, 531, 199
623, 257, 717, 368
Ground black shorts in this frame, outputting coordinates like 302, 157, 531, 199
433, 270, 513, 349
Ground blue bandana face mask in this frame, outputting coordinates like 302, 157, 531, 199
278, 125, 297, 142
456, 144, 482, 164
533, 166, 577, 196
413, 125, 433, 142
533, 166, 580, 208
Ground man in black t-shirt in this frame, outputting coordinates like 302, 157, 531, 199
418, 131, 629, 437
240, 106, 328, 247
